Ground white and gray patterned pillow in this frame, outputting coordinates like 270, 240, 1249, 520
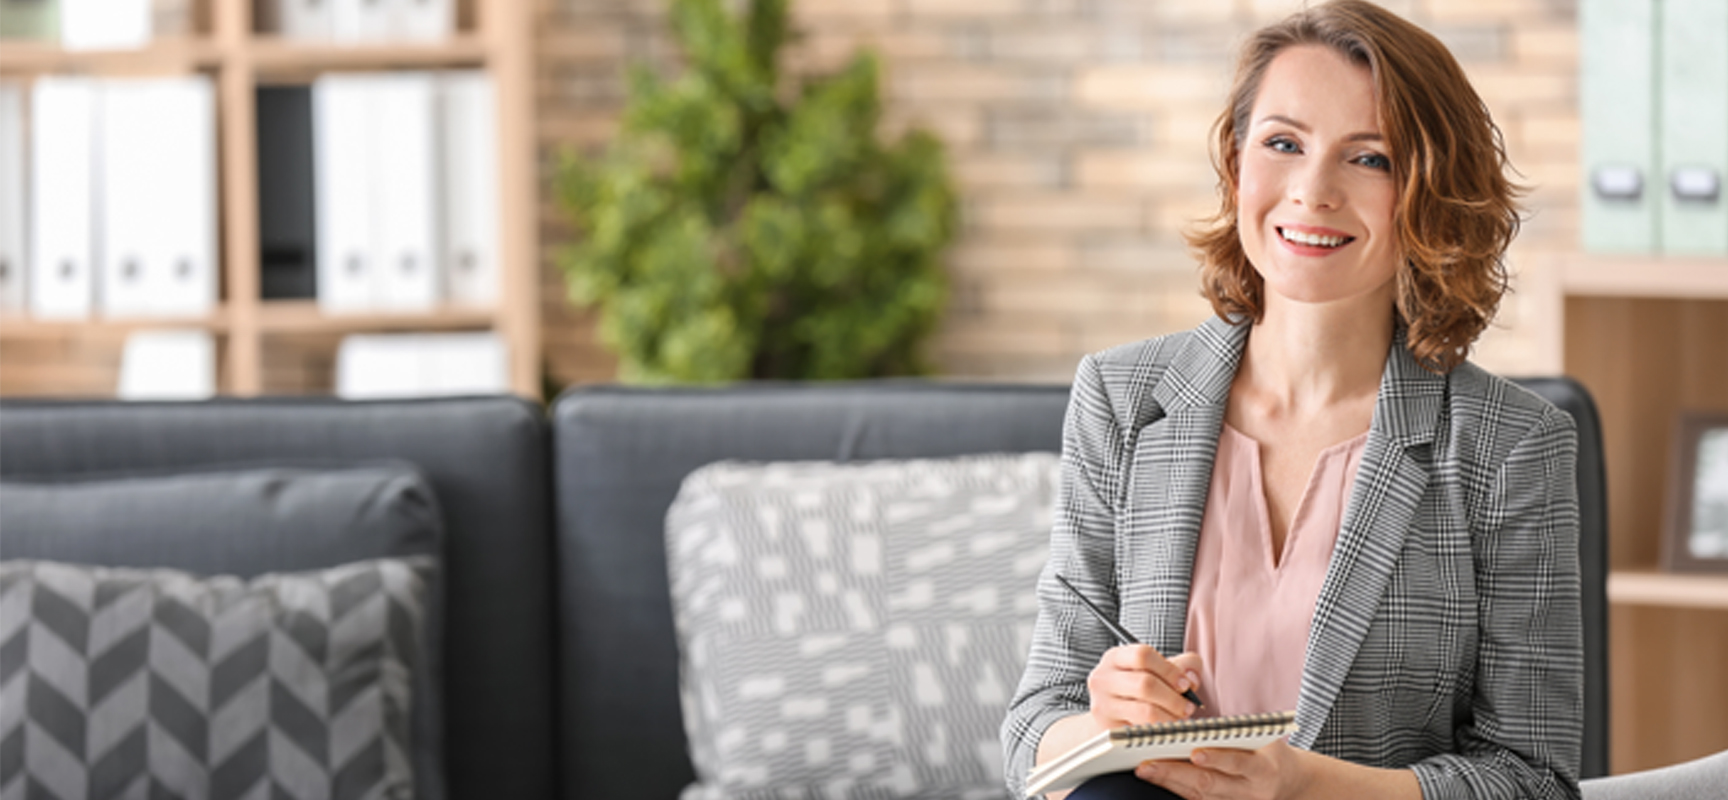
0, 556, 431, 800
666, 453, 1058, 800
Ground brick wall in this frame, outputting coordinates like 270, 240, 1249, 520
535, 0, 1580, 388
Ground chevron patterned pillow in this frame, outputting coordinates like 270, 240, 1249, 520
665, 454, 1057, 800
0, 556, 431, 800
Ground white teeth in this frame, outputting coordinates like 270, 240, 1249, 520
1279, 228, 1348, 247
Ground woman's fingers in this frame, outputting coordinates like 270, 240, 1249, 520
1190, 747, 1253, 776
1167, 651, 1205, 688
1166, 651, 1207, 707
1111, 645, 1202, 712
1136, 760, 1217, 800
1137, 741, 1293, 800
1108, 644, 1192, 688
1088, 645, 1201, 723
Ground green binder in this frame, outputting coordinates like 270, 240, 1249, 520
0, 0, 58, 41
1581, 0, 1658, 253
1660, 0, 1728, 255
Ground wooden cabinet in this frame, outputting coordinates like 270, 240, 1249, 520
0, 0, 540, 397
1550, 255, 1728, 773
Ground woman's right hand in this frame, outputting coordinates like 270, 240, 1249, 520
1087, 645, 1205, 729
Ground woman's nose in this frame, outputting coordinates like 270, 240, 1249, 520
1289, 161, 1343, 210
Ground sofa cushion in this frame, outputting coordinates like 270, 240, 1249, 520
0, 556, 432, 799
665, 453, 1057, 800
0, 464, 446, 800
0, 464, 441, 577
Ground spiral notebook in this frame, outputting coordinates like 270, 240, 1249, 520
1025, 710, 1298, 797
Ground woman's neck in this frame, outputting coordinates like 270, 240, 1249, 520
1237, 296, 1393, 415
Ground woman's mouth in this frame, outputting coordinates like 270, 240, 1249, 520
1277, 227, 1354, 249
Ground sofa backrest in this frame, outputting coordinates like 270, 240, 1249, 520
550, 376, 1610, 796
0, 396, 557, 800
550, 382, 1071, 800
0, 375, 1603, 797
1512, 376, 1610, 780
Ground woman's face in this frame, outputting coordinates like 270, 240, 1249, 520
1236, 45, 1401, 313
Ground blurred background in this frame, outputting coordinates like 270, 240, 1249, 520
1, 0, 1725, 777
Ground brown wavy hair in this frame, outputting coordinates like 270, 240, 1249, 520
1186, 0, 1524, 373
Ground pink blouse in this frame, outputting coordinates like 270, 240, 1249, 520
1182, 422, 1368, 717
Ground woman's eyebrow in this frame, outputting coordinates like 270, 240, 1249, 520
1255, 114, 1384, 143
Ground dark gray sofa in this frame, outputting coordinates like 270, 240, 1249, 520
0, 397, 557, 800
0, 377, 1613, 799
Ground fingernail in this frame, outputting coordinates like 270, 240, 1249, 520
1138, 763, 1159, 779
1192, 750, 1208, 766
1185, 671, 1200, 688
1176, 676, 1192, 692
1183, 701, 1196, 717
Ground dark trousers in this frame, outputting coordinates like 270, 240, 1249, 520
1065, 771, 1184, 799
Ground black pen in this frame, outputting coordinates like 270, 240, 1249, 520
1054, 572, 1204, 709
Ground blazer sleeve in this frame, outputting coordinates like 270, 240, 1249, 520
1409, 402, 1584, 800
1000, 353, 1137, 797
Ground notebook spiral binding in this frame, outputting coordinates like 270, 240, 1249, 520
1117, 710, 1298, 748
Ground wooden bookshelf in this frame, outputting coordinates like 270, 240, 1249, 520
0, 0, 540, 399
1551, 253, 1728, 773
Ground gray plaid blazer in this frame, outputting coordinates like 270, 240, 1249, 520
1003, 316, 1583, 800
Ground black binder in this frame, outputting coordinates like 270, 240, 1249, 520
255, 84, 317, 299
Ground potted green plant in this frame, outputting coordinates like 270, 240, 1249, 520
554, 0, 959, 383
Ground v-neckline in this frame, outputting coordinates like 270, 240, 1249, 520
1221, 422, 1369, 571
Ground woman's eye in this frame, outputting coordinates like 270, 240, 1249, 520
1265, 137, 1300, 154
1357, 153, 1392, 171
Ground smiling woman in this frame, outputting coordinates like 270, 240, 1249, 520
1189, 0, 1524, 375
1002, 2, 1581, 800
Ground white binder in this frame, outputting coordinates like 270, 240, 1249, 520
331, 0, 391, 41
0, 82, 25, 315
314, 74, 379, 313
280, 0, 333, 40
59, 0, 151, 51
440, 71, 498, 309
98, 77, 215, 319
373, 73, 440, 311
29, 77, 96, 320
427, 331, 507, 394
117, 329, 215, 400
335, 331, 507, 399
151, 76, 216, 317
152, 75, 216, 314
393, 0, 452, 42
336, 334, 423, 398
98, 79, 156, 317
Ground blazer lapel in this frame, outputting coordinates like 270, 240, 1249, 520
1290, 331, 1446, 748
1123, 317, 1246, 655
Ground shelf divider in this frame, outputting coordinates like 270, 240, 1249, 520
1608, 570, 1728, 610
217, 0, 262, 394
0, 40, 222, 74
1563, 256, 1728, 299
257, 301, 496, 334
246, 36, 489, 73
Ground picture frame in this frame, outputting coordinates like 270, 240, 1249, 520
1661, 411, 1728, 573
